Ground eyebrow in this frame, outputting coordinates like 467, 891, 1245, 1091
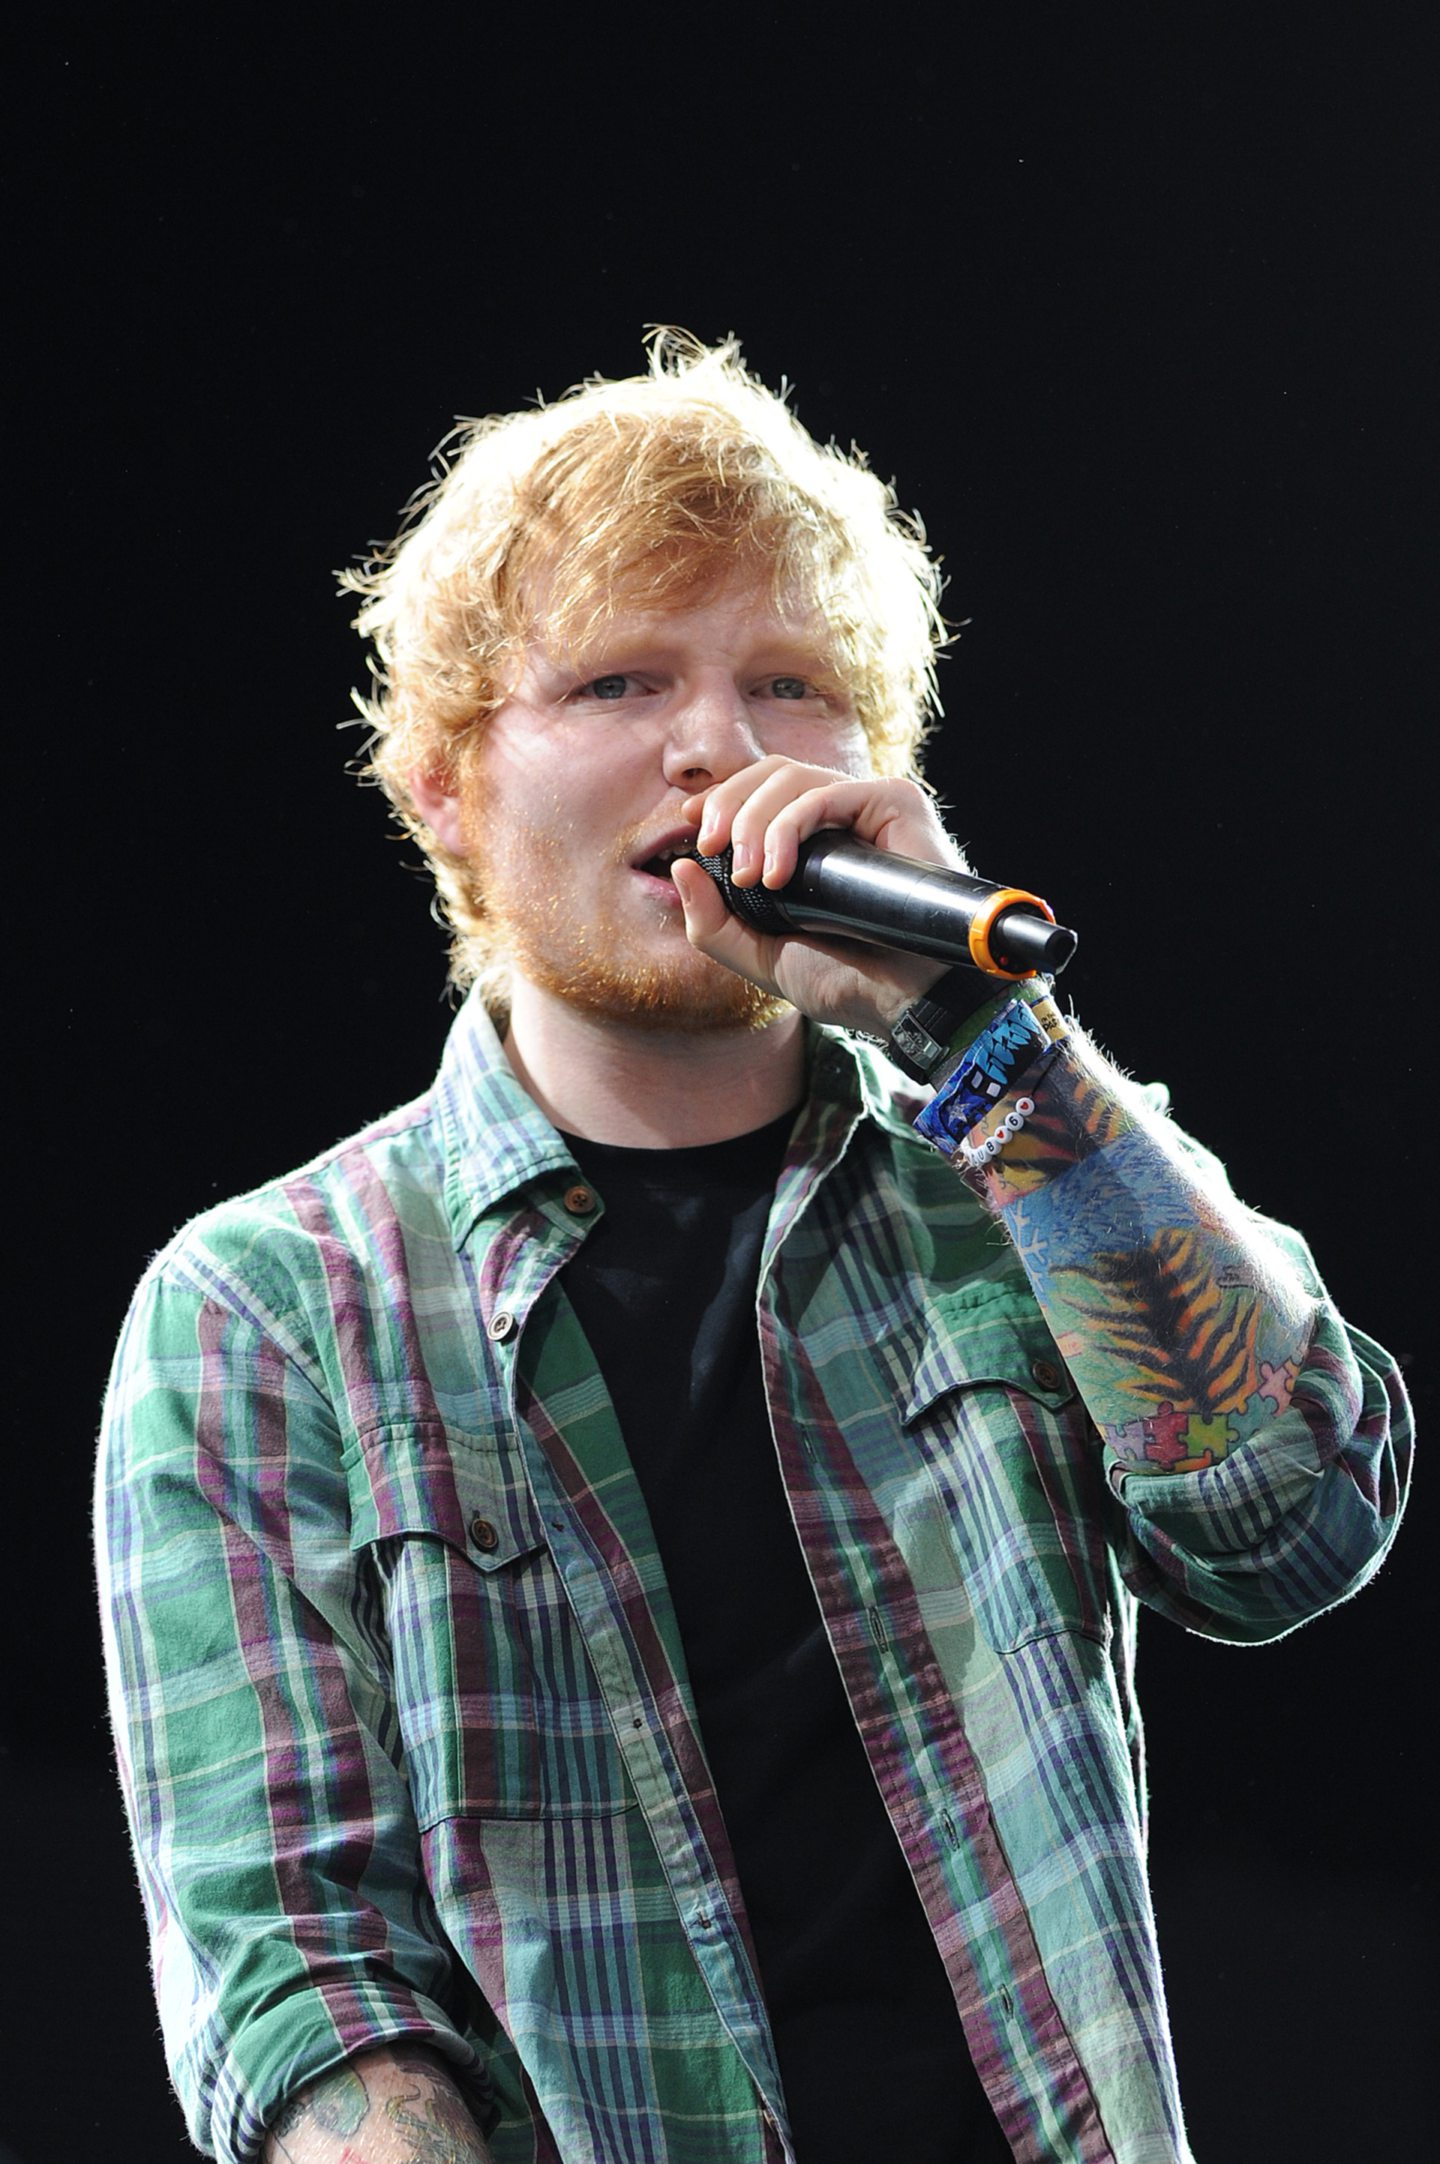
547, 629, 845, 681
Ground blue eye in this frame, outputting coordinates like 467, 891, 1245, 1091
769, 677, 811, 700
585, 675, 630, 700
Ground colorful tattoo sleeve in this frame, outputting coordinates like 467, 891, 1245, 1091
951, 1021, 1317, 1475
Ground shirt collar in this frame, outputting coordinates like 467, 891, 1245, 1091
432, 987, 924, 1249
433, 991, 579, 1245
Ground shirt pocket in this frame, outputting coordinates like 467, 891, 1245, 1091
347, 1419, 635, 1825
895, 1295, 1114, 1656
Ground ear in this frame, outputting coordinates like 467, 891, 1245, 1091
408, 760, 467, 857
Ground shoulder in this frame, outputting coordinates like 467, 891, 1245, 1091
136, 1089, 448, 1328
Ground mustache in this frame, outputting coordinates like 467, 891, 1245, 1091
609, 811, 697, 868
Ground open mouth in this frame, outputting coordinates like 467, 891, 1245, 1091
631, 836, 697, 881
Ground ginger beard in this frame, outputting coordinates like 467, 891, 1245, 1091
464, 796, 788, 1033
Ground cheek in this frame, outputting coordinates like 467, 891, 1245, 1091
468, 733, 576, 849
808, 719, 874, 778
754, 711, 871, 775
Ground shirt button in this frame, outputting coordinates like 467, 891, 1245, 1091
488, 1310, 516, 1342
563, 1184, 597, 1215
469, 1516, 500, 1552
1030, 1357, 1062, 1392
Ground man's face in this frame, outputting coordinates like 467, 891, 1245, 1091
451, 578, 871, 1028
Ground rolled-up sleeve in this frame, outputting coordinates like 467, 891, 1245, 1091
1104, 1216, 1412, 1642
96, 1254, 487, 2163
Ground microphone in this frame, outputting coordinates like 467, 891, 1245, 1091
683, 831, 1077, 978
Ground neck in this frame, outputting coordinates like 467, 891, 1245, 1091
501, 981, 808, 1146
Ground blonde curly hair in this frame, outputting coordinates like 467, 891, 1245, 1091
341, 330, 948, 993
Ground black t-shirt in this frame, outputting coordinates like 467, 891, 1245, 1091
559, 1116, 1009, 2163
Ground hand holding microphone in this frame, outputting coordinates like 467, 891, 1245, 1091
681, 830, 1076, 980
669, 759, 1075, 1047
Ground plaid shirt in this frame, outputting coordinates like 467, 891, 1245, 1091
97, 994, 1410, 2164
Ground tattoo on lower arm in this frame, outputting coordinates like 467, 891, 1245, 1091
968, 1044, 1314, 1471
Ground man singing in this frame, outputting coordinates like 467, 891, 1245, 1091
98, 334, 1410, 2164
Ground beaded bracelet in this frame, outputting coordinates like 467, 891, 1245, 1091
960, 1093, 1035, 1167
913, 990, 1068, 1160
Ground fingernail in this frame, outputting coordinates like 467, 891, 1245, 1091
731, 839, 755, 878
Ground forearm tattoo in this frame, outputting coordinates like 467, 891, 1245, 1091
965, 1046, 1315, 1472
267, 2044, 492, 2163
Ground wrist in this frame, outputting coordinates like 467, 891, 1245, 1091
886, 966, 1017, 1084
911, 981, 1070, 1162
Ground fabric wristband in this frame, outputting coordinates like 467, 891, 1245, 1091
914, 988, 1069, 1160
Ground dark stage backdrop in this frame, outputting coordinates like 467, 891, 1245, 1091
10, 14, 1431, 2162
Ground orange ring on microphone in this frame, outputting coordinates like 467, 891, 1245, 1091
967, 887, 1056, 978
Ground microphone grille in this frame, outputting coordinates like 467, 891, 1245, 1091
684, 847, 791, 934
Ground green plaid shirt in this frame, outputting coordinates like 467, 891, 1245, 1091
97, 994, 1409, 2164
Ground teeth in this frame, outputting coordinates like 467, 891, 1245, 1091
634, 835, 699, 876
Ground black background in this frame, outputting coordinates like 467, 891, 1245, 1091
8, 11, 1432, 2161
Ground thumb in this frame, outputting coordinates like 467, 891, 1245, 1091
669, 854, 730, 942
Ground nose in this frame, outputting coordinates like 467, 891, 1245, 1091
660, 679, 764, 791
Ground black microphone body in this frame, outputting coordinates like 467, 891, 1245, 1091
685, 831, 1077, 978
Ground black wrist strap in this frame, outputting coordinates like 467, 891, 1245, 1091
888, 967, 1002, 1083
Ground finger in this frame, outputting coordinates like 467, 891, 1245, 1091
683, 755, 823, 860
685, 763, 868, 887
728, 775, 848, 887
744, 779, 889, 888
738, 773, 958, 890
683, 763, 962, 914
